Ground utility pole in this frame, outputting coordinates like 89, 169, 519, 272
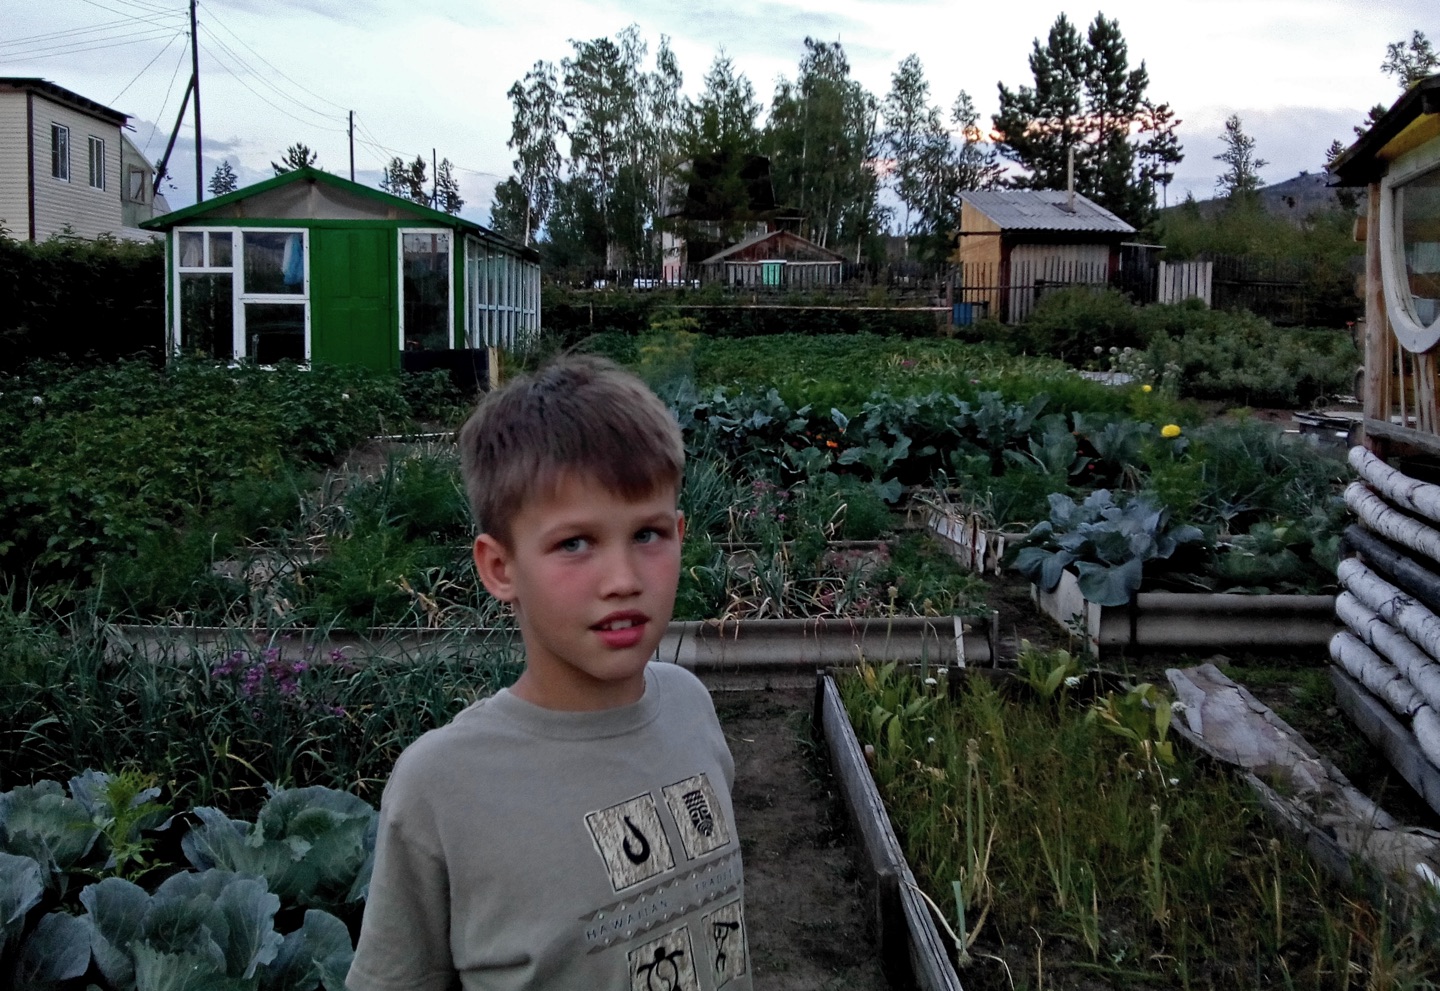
348, 111, 355, 182
431, 147, 437, 209
190, 0, 203, 202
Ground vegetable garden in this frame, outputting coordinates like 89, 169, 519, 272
6, 292, 1430, 988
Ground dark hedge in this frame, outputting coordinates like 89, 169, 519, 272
0, 234, 165, 366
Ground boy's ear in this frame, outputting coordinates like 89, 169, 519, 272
472, 534, 518, 603
677, 511, 685, 542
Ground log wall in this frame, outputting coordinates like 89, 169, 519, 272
1334, 445, 1440, 816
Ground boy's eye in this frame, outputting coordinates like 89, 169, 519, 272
635, 528, 660, 544
557, 536, 589, 553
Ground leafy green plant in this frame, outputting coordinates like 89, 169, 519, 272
0, 780, 102, 893
182, 785, 377, 912
1015, 642, 1086, 701
81, 868, 351, 991
1086, 682, 1177, 768
69, 770, 170, 882
1014, 489, 1204, 606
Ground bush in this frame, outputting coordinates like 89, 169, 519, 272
0, 233, 164, 365
1015, 287, 1143, 363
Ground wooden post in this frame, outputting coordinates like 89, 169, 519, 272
1364, 182, 1388, 454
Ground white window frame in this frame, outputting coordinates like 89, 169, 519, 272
88, 136, 106, 190
51, 123, 69, 181
465, 236, 540, 350
172, 227, 311, 365
398, 228, 454, 351
1381, 139, 1440, 353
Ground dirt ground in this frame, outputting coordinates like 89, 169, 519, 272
715, 689, 891, 991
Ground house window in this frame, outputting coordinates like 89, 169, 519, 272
174, 228, 309, 364
1381, 142, 1440, 351
400, 230, 451, 351
88, 136, 106, 190
51, 124, 69, 181
128, 167, 146, 203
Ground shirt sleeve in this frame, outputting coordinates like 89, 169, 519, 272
347, 765, 456, 991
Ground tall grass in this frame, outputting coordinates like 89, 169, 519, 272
842, 659, 1440, 988
0, 596, 521, 816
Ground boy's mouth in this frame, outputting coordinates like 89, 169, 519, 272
593, 612, 648, 648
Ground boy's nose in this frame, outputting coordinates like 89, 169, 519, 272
601, 548, 643, 597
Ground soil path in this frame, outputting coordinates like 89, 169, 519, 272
715, 688, 890, 991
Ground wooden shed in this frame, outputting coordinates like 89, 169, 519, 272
141, 167, 540, 373
952, 190, 1135, 323
698, 229, 845, 287
1327, 73, 1440, 818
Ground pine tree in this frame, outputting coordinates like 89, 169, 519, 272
993, 13, 1180, 228
208, 160, 238, 197
379, 155, 429, 205
1382, 30, 1439, 89
434, 158, 464, 214
271, 142, 318, 176
1214, 114, 1267, 201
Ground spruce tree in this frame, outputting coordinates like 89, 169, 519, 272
208, 160, 238, 197
993, 13, 1180, 229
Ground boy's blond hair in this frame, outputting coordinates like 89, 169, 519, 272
458, 354, 685, 546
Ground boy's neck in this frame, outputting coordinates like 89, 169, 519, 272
509, 665, 649, 712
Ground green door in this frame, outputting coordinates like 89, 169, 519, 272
310, 227, 396, 371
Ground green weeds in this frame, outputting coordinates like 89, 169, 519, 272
842, 656, 1440, 988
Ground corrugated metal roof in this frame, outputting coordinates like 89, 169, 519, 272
960, 190, 1135, 233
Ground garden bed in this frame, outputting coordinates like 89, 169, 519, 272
1030, 567, 1336, 657
825, 657, 1440, 990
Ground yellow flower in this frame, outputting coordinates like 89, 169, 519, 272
1141, 384, 1153, 393
1161, 423, 1182, 439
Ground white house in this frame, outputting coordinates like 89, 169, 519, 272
0, 77, 167, 242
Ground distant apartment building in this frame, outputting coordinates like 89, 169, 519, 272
0, 77, 168, 242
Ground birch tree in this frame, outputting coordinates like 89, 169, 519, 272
506, 60, 564, 246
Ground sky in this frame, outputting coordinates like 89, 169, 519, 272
3, 0, 1437, 228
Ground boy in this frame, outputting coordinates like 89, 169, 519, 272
348, 355, 750, 991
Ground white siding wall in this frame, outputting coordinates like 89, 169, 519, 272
0, 92, 30, 238
29, 94, 122, 241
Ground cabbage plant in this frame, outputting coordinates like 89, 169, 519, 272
81, 868, 352, 991
1014, 489, 1204, 606
0, 781, 101, 893
182, 786, 376, 911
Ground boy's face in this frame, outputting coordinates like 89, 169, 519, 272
472, 472, 685, 711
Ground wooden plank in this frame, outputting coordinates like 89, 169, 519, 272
816, 673, 964, 991
1330, 666, 1440, 819
1364, 182, 1387, 442
1361, 418, 1440, 460
901, 881, 965, 991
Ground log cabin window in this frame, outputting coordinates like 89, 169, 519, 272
1398, 166, 1440, 329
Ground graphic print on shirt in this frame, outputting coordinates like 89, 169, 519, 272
661, 773, 731, 860
701, 898, 747, 987
628, 924, 700, 991
586, 793, 676, 892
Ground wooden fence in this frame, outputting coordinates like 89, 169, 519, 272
1157, 260, 1213, 305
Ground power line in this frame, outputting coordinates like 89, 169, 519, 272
199, 39, 346, 135
71, 0, 177, 30
0, 16, 138, 50
111, 30, 183, 104
144, 31, 191, 156
4, 27, 176, 61
201, 2, 349, 115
